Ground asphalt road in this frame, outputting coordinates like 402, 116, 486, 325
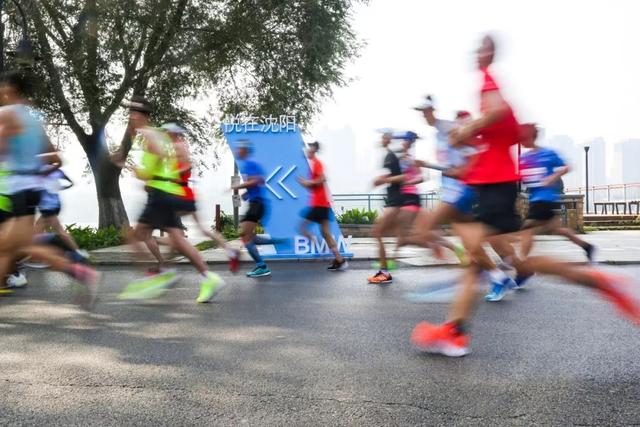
1, 262, 639, 426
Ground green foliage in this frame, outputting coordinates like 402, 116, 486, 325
66, 224, 124, 250
337, 208, 378, 225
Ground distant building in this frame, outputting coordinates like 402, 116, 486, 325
616, 139, 640, 183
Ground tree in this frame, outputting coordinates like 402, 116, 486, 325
5, 0, 364, 228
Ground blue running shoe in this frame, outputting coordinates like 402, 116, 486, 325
514, 272, 534, 289
485, 276, 516, 302
246, 266, 271, 278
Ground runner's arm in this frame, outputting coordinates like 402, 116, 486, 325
541, 165, 569, 187
450, 91, 508, 144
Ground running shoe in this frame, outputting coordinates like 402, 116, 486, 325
370, 260, 398, 271
484, 276, 516, 302
328, 259, 349, 272
246, 265, 271, 278
514, 272, 534, 289
69, 264, 100, 309
228, 249, 240, 274
6, 272, 27, 289
118, 270, 178, 300
590, 270, 640, 325
196, 272, 225, 303
585, 244, 597, 265
411, 321, 470, 357
367, 270, 392, 284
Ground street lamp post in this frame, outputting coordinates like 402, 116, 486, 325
584, 146, 590, 214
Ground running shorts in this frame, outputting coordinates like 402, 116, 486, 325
526, 201, 558, 222
442, 185, 476, 216
10, 190, 42, 217
138, 189, 181, 230
242, 200, 266, 224
303, 206, 331, 224
173, 197, 197, 213
470, 182, 521, 234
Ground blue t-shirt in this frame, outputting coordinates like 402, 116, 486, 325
520, 147, 566, 202
239, 158, 266, 202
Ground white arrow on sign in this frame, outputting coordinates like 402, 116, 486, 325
265, 165, 298, 200
278, 165, 298, 199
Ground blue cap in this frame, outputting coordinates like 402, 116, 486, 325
393, 131, 419, 142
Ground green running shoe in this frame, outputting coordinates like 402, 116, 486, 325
119, 270, 178, 300
196, 272, 225, 303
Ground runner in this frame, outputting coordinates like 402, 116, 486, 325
232, 139, 280, 278
411, 35, 640, 357
0, 71, 99, 306
34, 168, 88, 262
117, 96, 223, 303
297, 141, 348, 271
147, 122, 239, 274
518, 123, 596, 268
400, 98, 475, 262
367, 131, 405, 284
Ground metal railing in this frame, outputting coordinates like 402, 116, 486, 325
332, 192, 439, 213
565, 183, 640, 214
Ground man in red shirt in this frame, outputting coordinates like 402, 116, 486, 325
410, 35, 640, 357
298, 141, 348, 271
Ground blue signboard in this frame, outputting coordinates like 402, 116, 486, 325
223, 123, 352, 259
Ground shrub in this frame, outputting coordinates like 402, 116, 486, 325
337, 208, 378, 225
66, 224, 124, 250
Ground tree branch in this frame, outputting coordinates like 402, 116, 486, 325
30, 2, 87, 145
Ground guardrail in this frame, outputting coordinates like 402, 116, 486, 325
332, 192, 439, 213
565, 183, 640, 213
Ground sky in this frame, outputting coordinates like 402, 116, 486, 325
58, 0, 640, 226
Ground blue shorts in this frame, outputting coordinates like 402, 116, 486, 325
441, 184, 475, 216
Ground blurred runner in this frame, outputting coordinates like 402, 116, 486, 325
0, 71, 98, 306
367, 132, 405, 284
149, 122, 239, 273
232, 139, 282, 278
34, 168, 88, 262
517, 123, 596, 271
117, 97, 223, 303
298, 141, 348, 271
411, 35, 640, 357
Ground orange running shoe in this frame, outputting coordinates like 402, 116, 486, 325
411, 321, 470, 357
367, 270, 392, 284
590, 270, 640, 325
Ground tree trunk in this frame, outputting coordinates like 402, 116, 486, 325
95, 159, 129, 230
84, 130, 131, 230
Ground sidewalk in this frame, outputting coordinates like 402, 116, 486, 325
89, 230, 640, 266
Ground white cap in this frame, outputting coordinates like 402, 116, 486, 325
413, 95, 435, 111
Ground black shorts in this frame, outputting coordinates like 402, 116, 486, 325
40, 208, 61, 217
10, 190, 42, 217
471, 182, 521, 234
242, 201, 266, 224
402, 193, 421, 207
526, 201, 558, 222
385, 190, 404, 208
173, 197, 197, 213
304, 206, 331, 224
138, 189, 181, 230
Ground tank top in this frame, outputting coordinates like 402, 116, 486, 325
5, 104, 45, 192
400, 156, 420, 195
137, 128, 185, 196
177, 163, 195, 201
